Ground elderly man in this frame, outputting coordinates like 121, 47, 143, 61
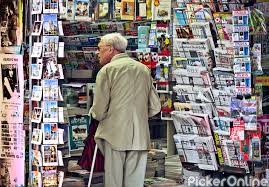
89, 33, 161, 187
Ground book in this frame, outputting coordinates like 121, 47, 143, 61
31, 85, 42, 101
121, 0, 135, 20
43, 14, 58, 35
43, 101, 58, 122
32, 0, 43, 14
42, 79, 59, 101
43, 0, 59, 13
32, 21, 43, 36
42, 123, 59, 144
42, 145, 58, 166
31, 107, 43, 123
31, 64, 43, 79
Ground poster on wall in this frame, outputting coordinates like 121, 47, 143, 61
0, 158, 24, 186
0, 0, 23, 54
68, 115, 89, 151
0, 54, 24, 104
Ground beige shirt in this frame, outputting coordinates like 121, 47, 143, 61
90, 53, 161, 151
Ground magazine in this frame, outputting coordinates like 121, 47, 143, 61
121, 0, 135, 20
31, 107, 43, 123
31, 128, 42, 145
42, 145, 58, 166
31, 85, 42, 101
213, 12, 233, 41
43, 14, 58, 35
174, 8, 188, 26
213, 117, 231, 135
190, 22, 215, 49
230, 119, 244, 141
69, 115, 89, 151
173, 85, 214, 103
159, 93, 173, 120
98, 0, 110, 20
42, 123, 58, 144
42, 79, 59, 101
31, 64, 43, 79
42, 101, 58, 122
232, 26, 249, 42
152, 0, 171, 21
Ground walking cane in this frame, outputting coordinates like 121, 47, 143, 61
88, 144, 98, 187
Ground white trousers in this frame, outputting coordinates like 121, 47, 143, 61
98, 140, 147, 187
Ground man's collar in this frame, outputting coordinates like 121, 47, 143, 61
111, 53, 129, 62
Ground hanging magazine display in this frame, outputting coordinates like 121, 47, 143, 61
0, 0, 23, 54
68, 115, 89, 151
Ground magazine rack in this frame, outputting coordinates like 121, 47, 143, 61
172, 0, 266, 181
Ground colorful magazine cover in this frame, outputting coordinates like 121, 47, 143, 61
68, 115, 89, 151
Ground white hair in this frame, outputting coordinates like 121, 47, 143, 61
100, 33, 128, 53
